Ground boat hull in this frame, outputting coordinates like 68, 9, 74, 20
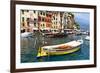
37, 40, 83, 58
37, 47, 80, 58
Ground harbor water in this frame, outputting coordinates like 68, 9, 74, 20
21, 34, 90, 63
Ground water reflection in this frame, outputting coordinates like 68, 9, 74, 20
21, 33, 89, 63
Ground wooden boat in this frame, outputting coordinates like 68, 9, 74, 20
37, 39, 83, 57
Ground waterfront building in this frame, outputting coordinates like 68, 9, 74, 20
60, 12, 68, 32
21, 10, 38, 33
38, 11, 46, 32
51, 12, 61, 33
45, 11, 52, 32
21, 10, 30, 33
21, 10, 79, 34
29, 10, 38, 32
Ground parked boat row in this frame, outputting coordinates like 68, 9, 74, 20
21, 29, 89, 38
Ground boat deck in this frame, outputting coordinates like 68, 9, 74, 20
37, 47, 80, 58
37, 40, 83, 57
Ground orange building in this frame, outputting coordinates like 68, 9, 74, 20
45, 11, 52, 31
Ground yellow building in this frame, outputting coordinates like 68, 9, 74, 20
38, 11, 46, 31
51, 12, 61, 33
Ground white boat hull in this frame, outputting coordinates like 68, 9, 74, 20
21, 32, 32, 38
37, 40, 83, 57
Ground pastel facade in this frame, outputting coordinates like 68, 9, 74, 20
21, 10, 30, 32
45, 11, 52, 31
51, 12, 61, 33
38, 11, 46, 31
21, 10, 38, 32
29, 10, 38, 31
21, 10, 76, 33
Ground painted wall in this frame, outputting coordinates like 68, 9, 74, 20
0, 0, 100, 73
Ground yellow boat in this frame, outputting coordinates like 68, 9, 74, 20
37, 40, 83, 57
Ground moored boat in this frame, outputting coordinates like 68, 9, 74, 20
37, 39, 83, 58
21, 32, 32, 38
85, 36, 90, 40
42, 32, 67, 38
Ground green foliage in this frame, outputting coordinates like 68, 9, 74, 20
75, 22, 80, 29
67, 12, 80, 30
68, 12, 74, 17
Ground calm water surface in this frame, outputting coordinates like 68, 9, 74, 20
21, 34, 90, 63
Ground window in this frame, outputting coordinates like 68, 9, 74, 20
41, 24, 42, 27
49, 15, 51, 17
22, 22, 24, 27
43, 12, 45, 16
26, 10, 29, 12
27, 18, 29, 21
46, 14, 48, 17
38, 16, 41, 21
43, 24, 45, 27
40, 12, 42, 15
34, 18, 37, 21
33, 10, 36, 13
53, 16, 55, 20
22, 17, 24, 22
21, 10, 24, 14
56, 18, 57, 20
34, 23, 36, 27
42, 18, 45, 22
54, 26, 55, 28
27, 22, 29, 27
54, 30, 57, 32
26, 18, 29, 26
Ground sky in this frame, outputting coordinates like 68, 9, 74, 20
74, 12, 90, 22
73, 12, 90, 31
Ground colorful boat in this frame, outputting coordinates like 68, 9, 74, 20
37, 40, 83, 57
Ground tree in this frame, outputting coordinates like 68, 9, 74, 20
68, 12, 74, 18
75, 22, 80, 29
